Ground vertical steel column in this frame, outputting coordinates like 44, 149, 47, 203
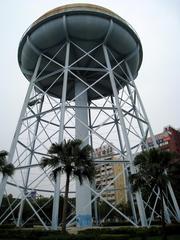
75, 81, 92, 227
110, 96, 137, 222
124, 78, 148, 149
17, 96, 44, 226
125, 62, 157, 147
103, 45, 147, 226
0, 55, 42, 207
51, 42, 70, 230
110, 96, 138, 223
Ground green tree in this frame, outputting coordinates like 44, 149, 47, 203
129, 148, 176, 240
40, 139, 95, 233
0, 150, 14, 176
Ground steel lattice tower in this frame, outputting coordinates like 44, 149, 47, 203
0, 4, 179, 230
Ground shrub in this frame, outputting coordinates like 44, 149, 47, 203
40, 233, 96, 240
0, 229, 49, 239
0, 224, 16, 229
79, 226, 161, 237
99, 234, 130, 240
102, 221, 132, 227
165, 224, 180, 235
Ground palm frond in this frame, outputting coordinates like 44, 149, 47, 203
70, 139, 82, 147
0, 150, 8, 157
50, 166, 63, 182
0, 158, 6, 168
74, 163, 95, 184
74, 169, 83, 185
40, 156, 60, 168
48, 143, 63, 155
2, 163, 14, 176
131, 148, 176, 194
82, 166, 95, 183
40, 139, 95, 186
0, 150, 8, 167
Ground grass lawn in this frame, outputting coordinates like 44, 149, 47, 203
0, 232, 180, 240
148, 236, 180, 240
0, 224, 180, 240
0, 235, 180, 240
131, 236, 180, 240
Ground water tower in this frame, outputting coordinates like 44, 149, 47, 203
0, 4, 179, 230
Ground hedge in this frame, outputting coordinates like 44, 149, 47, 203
0, 223, 179, 240
79, 224, 180, 237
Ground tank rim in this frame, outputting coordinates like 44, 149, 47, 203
18, 3, 143, 70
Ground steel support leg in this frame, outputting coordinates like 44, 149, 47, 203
17, 96, 44, 226
51, 42, 70, 230
110, 96, 137, 223
125, 62, 157, 147
103, 45, 147, 226
0, 56, 42, 207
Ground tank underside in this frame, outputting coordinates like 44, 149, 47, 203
18, 4, 142, 100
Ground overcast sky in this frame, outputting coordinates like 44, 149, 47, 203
0, 0, 180, 151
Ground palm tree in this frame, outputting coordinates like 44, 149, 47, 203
129, 148, 176, 240
0, 150, 14, 176
40, 139, 95, 232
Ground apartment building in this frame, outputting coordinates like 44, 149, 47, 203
147, 126, 180, 154
94, 145, 127, 205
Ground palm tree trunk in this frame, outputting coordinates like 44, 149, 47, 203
61, 173, 70, 233
160, 186, 167, 240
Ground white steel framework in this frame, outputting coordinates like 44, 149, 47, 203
0, 40, 179, 230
